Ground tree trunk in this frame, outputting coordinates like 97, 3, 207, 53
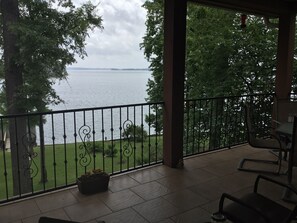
1, 0, 32, 195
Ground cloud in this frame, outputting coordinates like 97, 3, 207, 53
72, 0, 149, 68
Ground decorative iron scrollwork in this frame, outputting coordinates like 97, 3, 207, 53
22, 132, 38, 178
122, 119, 134, 158
78, 125, 92, 168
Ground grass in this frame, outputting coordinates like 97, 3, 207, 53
0, 136, 163, 201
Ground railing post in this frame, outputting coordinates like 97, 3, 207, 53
39, 115, 48, 184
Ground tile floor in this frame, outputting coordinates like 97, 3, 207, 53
0, 144, 295, 223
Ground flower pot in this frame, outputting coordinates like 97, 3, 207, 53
77, 172, 110, 194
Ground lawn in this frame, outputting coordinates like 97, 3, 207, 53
0, 136, 163, 201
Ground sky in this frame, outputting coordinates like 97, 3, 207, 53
72, 0, 149, 69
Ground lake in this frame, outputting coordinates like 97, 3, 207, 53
40, 69, 153, 144
51, 69, 151, 110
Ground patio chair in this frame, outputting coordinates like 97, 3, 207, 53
237, 103, 285, 174
216, 174, 297, 223
39, 217, 79, 223
39, 217, 105, 223
274, 98, 297, 125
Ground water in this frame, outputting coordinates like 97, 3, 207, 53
51, 69, 151, 110
39, 69, 153, 144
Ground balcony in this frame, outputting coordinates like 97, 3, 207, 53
0, 144, 295, 223
0, 93, 295, 222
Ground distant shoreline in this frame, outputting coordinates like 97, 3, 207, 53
67, 67, 150, 71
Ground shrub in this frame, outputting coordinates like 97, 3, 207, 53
86, 142, 103, 153
105, 145, 118, 157
136, 157, 150, 166
94, 142, 103, 153
122, 124, 148, 142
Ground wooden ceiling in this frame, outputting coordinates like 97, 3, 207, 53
189, 0, 297, 17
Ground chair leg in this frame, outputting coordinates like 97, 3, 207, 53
270, 149, 288, 161
238, 156, 281, 175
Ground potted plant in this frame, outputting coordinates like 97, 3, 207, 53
77, 169, 110, 194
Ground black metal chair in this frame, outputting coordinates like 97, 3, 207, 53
39, 217, 79, 223
39, 217, 105, 223
238, 104, 285, 174
217, 175, 297, 223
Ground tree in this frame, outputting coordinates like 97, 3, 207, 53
141, 1, 295, 150
1, 0, 32, 195
141, 0, 164, 103
185, 6, 280, 149
142, 1, 282, 100
12, 0, 102, 113
0, 0, 103, 195
140, 0, 164, 135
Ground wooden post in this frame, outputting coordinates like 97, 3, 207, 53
275, 13, 296, 100
163, 0, 187, 167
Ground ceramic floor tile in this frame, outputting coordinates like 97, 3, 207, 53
153, 165, 184, 177
98, 208, 148, 223
171, 206, 211, 223
163, 189, 209, 211
0, 145, 288, 223
183, 167, 218, 184
188, 178, 228, 201
85, 220, 99, 223
183, 156, 210, 170
230, 145, 263, 157
0, 200, 40, 223
157, 219, 175, 223
64, 198, 112, 222
200, 199, 220, 215
204, 149, 243, 161
70, 186, 112, 202
201, 160, 239, 177
35, 190, 78, 212
22, 209, 70, 223
214, 173, 255, 194
133, 198, 181, 223
128, 168, 164, 183
109, 175, 140, 192
100, 189, 144, 211
131, 181, 170, 200
157, 174, 197, 192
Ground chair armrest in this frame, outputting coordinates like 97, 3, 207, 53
272, 120, 281, 125
254, 175, 297, 196
219, 193, 270, 223
268, 134, 285, 150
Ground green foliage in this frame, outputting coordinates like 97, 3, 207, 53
122, 124, 148, 142
145, 113, 162, 134
141, 1, 297, 99
86, 142, 103, 153
105, 145, 118, 157
141, 1, 297, 135
94, 142, 104, 153
0, 135, 163, 200
140, 0, 165, 134
184, 8, 284, 151
0, 0, 103, 114
140, 0, 164, 102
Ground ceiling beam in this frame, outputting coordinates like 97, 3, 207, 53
188, 0, 297, 17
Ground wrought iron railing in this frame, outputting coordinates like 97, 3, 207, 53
0, 93, 276, 203
183, 93, 275, 156
0, 102, 163, 203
